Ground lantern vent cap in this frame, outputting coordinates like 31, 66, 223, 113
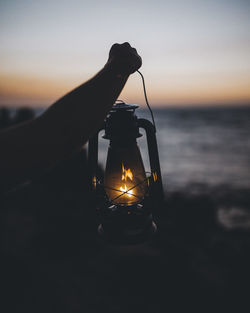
111, 101, 139, 112
103, 101, 142, 140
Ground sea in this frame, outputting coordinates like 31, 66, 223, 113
3, 106, 250, 193
97, 106, 250, 194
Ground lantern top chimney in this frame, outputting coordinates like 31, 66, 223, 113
103, 102, 141, 141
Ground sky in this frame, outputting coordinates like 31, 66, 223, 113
0, 0, 250, 108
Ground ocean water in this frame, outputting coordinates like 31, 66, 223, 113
97, 106, 250, 192
3, 106, 250, 193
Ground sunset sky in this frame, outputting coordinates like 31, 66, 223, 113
0, 0, 250, 108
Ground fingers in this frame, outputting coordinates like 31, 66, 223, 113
108, 42, 142, 75
122, 42, 131, 48
110, 42, 135, 56
111, 42, 131, 49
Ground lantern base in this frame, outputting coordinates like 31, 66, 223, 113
97, 205, 157, 244
97, 221, 157, 245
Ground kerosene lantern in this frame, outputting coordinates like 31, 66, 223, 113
88, 101, 163, 243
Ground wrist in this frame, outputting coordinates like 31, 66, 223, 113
103, 61, 129, 80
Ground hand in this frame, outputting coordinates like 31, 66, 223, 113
105, 42, 142, 76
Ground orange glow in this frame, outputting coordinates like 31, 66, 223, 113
0, 73, 84, 107
1, 71, 250, 108
120, 72, 250, 107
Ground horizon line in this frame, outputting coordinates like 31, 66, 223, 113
1, 102, 250, 110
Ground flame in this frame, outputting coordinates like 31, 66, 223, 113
120, 163, 133, 198
120, 185, 133, 197
122, 163, 133, 181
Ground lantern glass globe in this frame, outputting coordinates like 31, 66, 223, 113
104, 143, 147, 206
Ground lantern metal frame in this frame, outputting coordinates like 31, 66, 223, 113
88, 102, 163, 244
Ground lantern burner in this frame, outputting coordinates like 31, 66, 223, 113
97, 202, 157, 244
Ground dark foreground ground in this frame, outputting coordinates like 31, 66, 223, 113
1, 108, 250, 312
1, 149, 250, 313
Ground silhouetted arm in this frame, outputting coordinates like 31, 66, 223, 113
0, 42, 142, 189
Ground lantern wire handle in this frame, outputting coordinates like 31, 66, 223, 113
137, 70, 156, 132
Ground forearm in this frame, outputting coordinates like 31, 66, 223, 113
42, 64, 129, 150
0, 65, 129, 188
0, 42, 142, 190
